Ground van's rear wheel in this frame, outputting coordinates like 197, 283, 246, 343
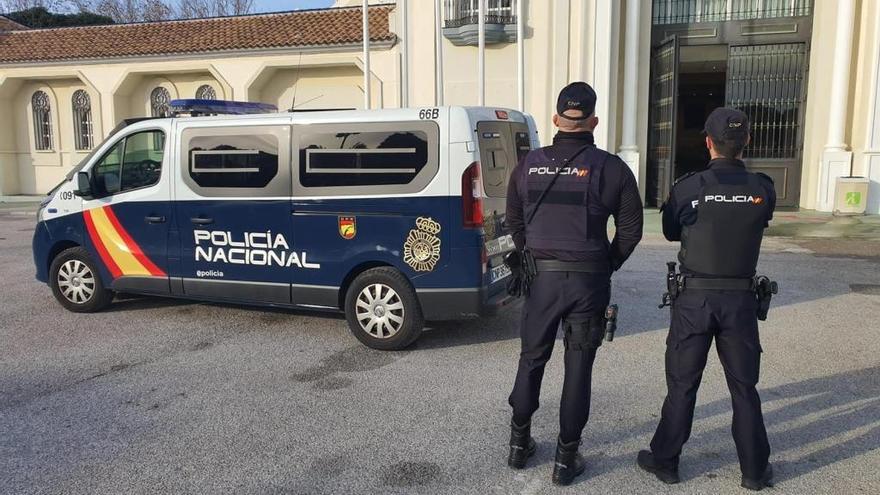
344, 267, 423, 350
50, 247, 113, 313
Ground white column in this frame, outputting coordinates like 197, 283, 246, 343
362, 0, 371, 110
618, 0, 641, 180
478, 0, 486, 106
818, 0, 856, 211
865, 0, 880, 215
591, 0, 619, 151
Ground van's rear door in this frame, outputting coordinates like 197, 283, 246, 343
475, 120, 534, 292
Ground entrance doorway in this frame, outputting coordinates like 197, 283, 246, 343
647, 0, 813, 208
675, 45, 726, 179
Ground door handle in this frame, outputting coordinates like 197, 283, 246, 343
145, 215, 166, 224
190, 217, 214, 225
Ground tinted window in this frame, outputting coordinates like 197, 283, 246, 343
92, 141, 124, 196
299, 130, 429, 188
514, 131, 532, 162
189, 134, 279, 188
90, 130, 164, 197
121, 131, 164, 191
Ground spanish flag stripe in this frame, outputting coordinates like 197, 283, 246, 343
88, 207, 153, 276
83, 209, 122, 279
102, 206, 166, 276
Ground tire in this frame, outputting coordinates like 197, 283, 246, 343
344, 267, 424, 350
49, 246, 114, 313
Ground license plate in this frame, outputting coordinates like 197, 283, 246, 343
485, 234, 516, 257
490, 263, 512, 284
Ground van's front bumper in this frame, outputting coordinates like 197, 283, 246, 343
416, 287, 519, 321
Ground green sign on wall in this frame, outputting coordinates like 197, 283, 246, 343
845, 192, 862, 207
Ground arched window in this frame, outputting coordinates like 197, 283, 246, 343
32, 91, 53, 151
195, 84, 217, 100
150, 87, 171, 117
72, 90, 93, 150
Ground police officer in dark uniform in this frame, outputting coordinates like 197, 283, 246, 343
505, 82, 643, 485
637, 108, 776, 491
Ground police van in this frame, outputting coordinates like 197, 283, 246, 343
33, 101, 537, 349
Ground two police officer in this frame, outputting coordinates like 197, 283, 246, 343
504, 82, 644, 485
637, 107, 776, 491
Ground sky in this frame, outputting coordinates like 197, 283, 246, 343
252, 0, 335, 13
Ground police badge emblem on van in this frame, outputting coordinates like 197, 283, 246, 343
339, 216, 356, 240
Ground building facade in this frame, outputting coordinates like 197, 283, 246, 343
1, 0, 879, 214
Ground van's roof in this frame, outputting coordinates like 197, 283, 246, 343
163, 106, 530, 125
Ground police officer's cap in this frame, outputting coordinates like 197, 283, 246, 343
703, 107, 750, 144
556, 82, 597, 121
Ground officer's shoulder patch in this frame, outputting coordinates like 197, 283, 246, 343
673, 171, 697, 186
756, 172, 775, 185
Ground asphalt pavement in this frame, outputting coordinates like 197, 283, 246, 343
1, 213, 879, 495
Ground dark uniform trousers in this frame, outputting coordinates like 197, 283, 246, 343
650, 288, 771, 479
508, 270, 610, 443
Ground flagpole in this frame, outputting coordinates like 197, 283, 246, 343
478, 0, 486, 106
434, 0, 444, 106
516, 0, 524, 111
362, 0, 371, 109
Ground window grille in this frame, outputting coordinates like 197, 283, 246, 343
72, 89, 93, 150
150, 87, 171, 117
444, 0, 516, 28
652, 0, 811, 25
32, 91, 53, 151
195, 84, 217, 100
726, 43, 806, 159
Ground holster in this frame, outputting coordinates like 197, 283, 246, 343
659, 261, 682, 309
755, 275, 778, 321
504, 249, 538, 297
562, 313, 606, 351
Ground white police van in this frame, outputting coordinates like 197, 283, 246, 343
33, 101, 538, 349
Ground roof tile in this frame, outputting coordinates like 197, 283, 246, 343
0, 5, 395, 64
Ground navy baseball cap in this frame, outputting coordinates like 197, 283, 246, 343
703, 107, 750, 143
556, 82, 597, 120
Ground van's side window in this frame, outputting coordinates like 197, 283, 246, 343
91, 130, 164, 197
180, 126, 290, 197
188, 134, 278, 188
299, 130, 429, 188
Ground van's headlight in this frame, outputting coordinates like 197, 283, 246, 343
37, 197, 51, 222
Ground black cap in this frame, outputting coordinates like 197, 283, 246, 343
556, 82, 597, 121
703, 107, 750, 143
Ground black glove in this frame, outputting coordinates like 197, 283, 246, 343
504, 251, 524, 297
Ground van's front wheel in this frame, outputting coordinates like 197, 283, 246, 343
344, 267, 424, 350
50, 247, 113, 313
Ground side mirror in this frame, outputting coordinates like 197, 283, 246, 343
74, 171, 92, 199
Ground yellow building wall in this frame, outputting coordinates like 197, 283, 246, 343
0, 47, 399, 194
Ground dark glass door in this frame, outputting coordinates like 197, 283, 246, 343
647, 35, 680, 206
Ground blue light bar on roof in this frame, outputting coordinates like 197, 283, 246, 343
169, 99, 278, 116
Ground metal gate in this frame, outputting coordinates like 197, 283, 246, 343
647, 36, 679, 206
726, 43, 808, 207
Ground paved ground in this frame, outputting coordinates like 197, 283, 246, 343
2, 213, 879, 495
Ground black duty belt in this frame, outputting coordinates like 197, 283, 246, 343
682, 277, 755, 291
535, 259, 610, 274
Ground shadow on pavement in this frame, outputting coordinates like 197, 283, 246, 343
693, 365, 880, 483
585, 366, 880, 484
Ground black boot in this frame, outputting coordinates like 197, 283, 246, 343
741, 464, 774, 491
507, 420, 536, 469
551, 437, 586, 485
637, 450, 680, 484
